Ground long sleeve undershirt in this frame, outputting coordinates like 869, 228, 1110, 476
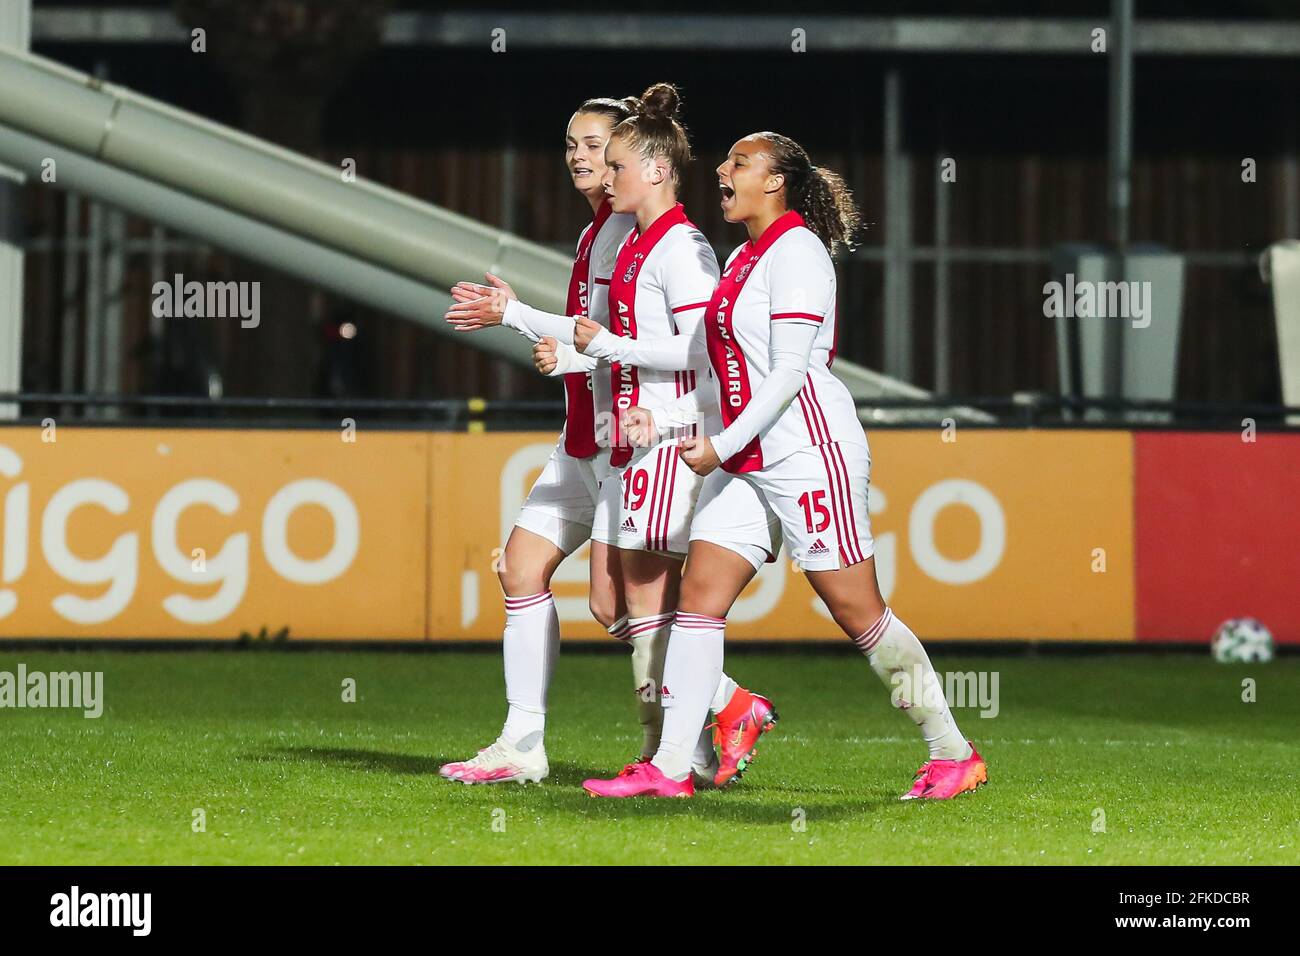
649, 381, 718, 434
502, 299, 578, 346
581, 322, 705, 372
708, 320, 819, 464
546, 341, 599, 376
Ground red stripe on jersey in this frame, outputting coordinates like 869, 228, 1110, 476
646, 447, 663, 552
832, 442, 866, 565
608, 203, 690, 467
804, 375, 835, 446
815, 444, 853, 568
828, 443, 864, 565
656, 446, 673, 551
659, 442, 679, 551
594, 277, 611, 285
827, 301, 839, 367
671, 301, 709, 313
655, 447, 676, 554
561, 200, 613, 459
642, 447, 661, 551
705, 210, 807, 474
805, 376, 864, 564
796, 389, 826, 446
688, 368, 698, 435
770, 311, 825, 322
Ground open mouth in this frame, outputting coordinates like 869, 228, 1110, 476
719, 182, 735, 203
573, 167, 593, 177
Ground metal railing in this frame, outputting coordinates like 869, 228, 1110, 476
2, 391, 1298, 432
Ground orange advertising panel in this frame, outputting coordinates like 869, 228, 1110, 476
1, 426, 1134, 642
426, 431, 1136, 642
0, 427, 428, 639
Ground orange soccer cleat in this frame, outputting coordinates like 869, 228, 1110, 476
710, 687, 778, 787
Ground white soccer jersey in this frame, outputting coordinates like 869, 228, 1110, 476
583, 208, 636, 448
504, 202, 635, 451
705, 211, 865, 473
606, 203, 718, 464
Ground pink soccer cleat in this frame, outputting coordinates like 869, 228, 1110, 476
710, 687, 778, 787
583, 759, 694, 798
901, 743, 987, 800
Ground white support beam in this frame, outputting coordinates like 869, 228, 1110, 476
0, 0, 29, 420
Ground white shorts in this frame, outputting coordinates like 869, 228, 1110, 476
590, 449, 620, 548
514, 441, 607, 555
694, 441, 874, 572
596, 437, 703, 555
688, 467, 782, 571
752, 441, 874, 571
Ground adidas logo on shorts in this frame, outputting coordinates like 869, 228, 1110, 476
807, 538, 831, 557
619, 516, 638, 535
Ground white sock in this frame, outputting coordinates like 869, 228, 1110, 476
691, 723, 717, 772
501, 591, 559, 744
628, 612, 673, 757
652, 612, 726, 782
710, 672, 739, 714
607, 614, 631, 643
854, 608, 971, 761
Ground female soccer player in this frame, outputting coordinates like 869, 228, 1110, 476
440, 93, 770, 785
436, 96, 636, 784
576, 132, 988, 800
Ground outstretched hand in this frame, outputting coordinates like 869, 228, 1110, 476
444, 273, 518, 331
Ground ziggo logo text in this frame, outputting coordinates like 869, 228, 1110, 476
0, 446, 359, 625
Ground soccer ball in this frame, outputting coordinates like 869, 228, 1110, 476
1210, 618, 1274, 663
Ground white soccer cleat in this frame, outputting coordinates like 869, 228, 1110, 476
439, 734, 549, 785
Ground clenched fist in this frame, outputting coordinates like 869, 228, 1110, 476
533, 336, 560, 375
574, 315, 603, 353
621, 406, 659, 448
678, 436, 721, 476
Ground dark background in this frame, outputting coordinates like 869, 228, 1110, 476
17, 1, 1299, 406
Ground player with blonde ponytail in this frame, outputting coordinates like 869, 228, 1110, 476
444, 87, 777, 787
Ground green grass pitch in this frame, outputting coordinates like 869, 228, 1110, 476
1, 648, 1296, 865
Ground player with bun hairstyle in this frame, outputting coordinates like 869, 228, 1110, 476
442, 91, 771, 786
530, 84, 783, 784
577, 132, 988, 799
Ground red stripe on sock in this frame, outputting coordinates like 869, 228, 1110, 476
504, 591, 553, 612
853, 608, 892, 653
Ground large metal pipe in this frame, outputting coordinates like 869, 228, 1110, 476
0, 47, 571, 314
0, 0, 30, 420
0, 45, 966, 412
0, 125, 532, 366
